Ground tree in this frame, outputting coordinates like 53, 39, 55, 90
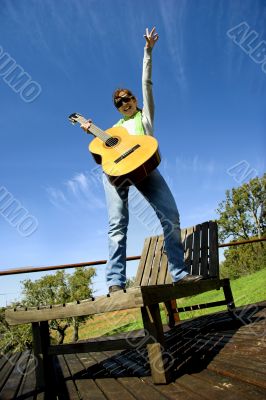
21, 268, 96, 344
216, 173, 265, 242
219, 241, 266, 279
67, 268, 96, 342
0, 267, 96, 353
0, 306, 32, 353
216, 174, 266, 278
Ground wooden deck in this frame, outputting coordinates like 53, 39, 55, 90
1, 301, 266, 399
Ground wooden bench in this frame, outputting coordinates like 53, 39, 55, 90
5, 220, 235, 387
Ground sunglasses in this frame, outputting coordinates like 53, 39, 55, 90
114, 96, 133, 109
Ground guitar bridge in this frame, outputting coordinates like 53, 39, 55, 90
114, 144, 141, 163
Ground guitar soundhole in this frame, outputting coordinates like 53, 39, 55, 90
105, 137, 119, 147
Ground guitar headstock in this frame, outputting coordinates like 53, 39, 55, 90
68, 112, 88, 126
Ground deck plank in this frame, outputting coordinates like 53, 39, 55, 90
0, 351, 30, 400
117, 377, 170, 400
143, 377, 204, 400
208, 358, 266, 389
54, 354, 80, 399
77, 352, 103, 370
192, 369, 266, 400
16, 350, 38, 400
0, 352, 21, 394
65, 353, 108, 400
176, 373, 242, 400
214, 354, 266, 374
1, 301, 265, 399
96, 377, 137, 400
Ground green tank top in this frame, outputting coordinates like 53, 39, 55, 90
114, 110, 145, 135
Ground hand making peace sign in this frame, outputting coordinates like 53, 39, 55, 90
144, 26, 159, 49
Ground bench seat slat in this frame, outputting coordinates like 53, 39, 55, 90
5, 288, 144, 325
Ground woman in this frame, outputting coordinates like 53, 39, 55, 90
82, 27, 202, 293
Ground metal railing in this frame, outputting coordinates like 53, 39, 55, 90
0, 237, 265, 277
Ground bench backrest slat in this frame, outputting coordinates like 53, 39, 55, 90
209, 220, 219, 277
135, 237, 151, 286
184, 226, 194, 274
135, 220, 219, 287
157, 249, 169, 285
191, 224, 201, 275
200, 221, 209, 277
141, 237, 158, 286
149, 236, 164, 285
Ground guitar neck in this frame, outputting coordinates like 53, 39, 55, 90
89, 123, 110, 142
68, 113, 112, 143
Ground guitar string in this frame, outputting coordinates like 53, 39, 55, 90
79, 120, 147, 173
80, 120, 139, 155
90, 124, 137, 156
90, 124, 135, 174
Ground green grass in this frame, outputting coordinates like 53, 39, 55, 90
62, 269, 266, 342
175, 268, 266, 319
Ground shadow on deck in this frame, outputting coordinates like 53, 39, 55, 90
1, 301, 266, 399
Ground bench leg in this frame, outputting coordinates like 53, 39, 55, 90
164, 300, 180, 328
222, 279, 236, 317
141, 304, 172, 384
32, 321, 51, 390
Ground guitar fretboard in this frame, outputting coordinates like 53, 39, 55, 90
70, 113, 137, 155
89, 123, 111, 142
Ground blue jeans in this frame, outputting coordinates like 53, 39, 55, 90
102, 169, 188, 288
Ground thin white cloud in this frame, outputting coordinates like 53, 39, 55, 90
46, 171, 105, 211
223, 2, 265, 83
159, 0, 187, 91
46, 187, 69, 208
73, 173, 89, 192
3, 0, 98, 80
65, 179, 78, 196
174, 155, 215, 174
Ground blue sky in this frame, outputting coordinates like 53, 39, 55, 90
0, 0, 265, 306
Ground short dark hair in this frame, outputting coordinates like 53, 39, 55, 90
112, 88, 142, 111
113, 88, 134, 104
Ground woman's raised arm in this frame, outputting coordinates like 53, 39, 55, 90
142, 27, 159, 135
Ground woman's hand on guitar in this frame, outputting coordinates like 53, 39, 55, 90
144, 27, 159, 49
81, 119, 92, 133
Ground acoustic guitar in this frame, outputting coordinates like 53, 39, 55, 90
68, 112, 161, 187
